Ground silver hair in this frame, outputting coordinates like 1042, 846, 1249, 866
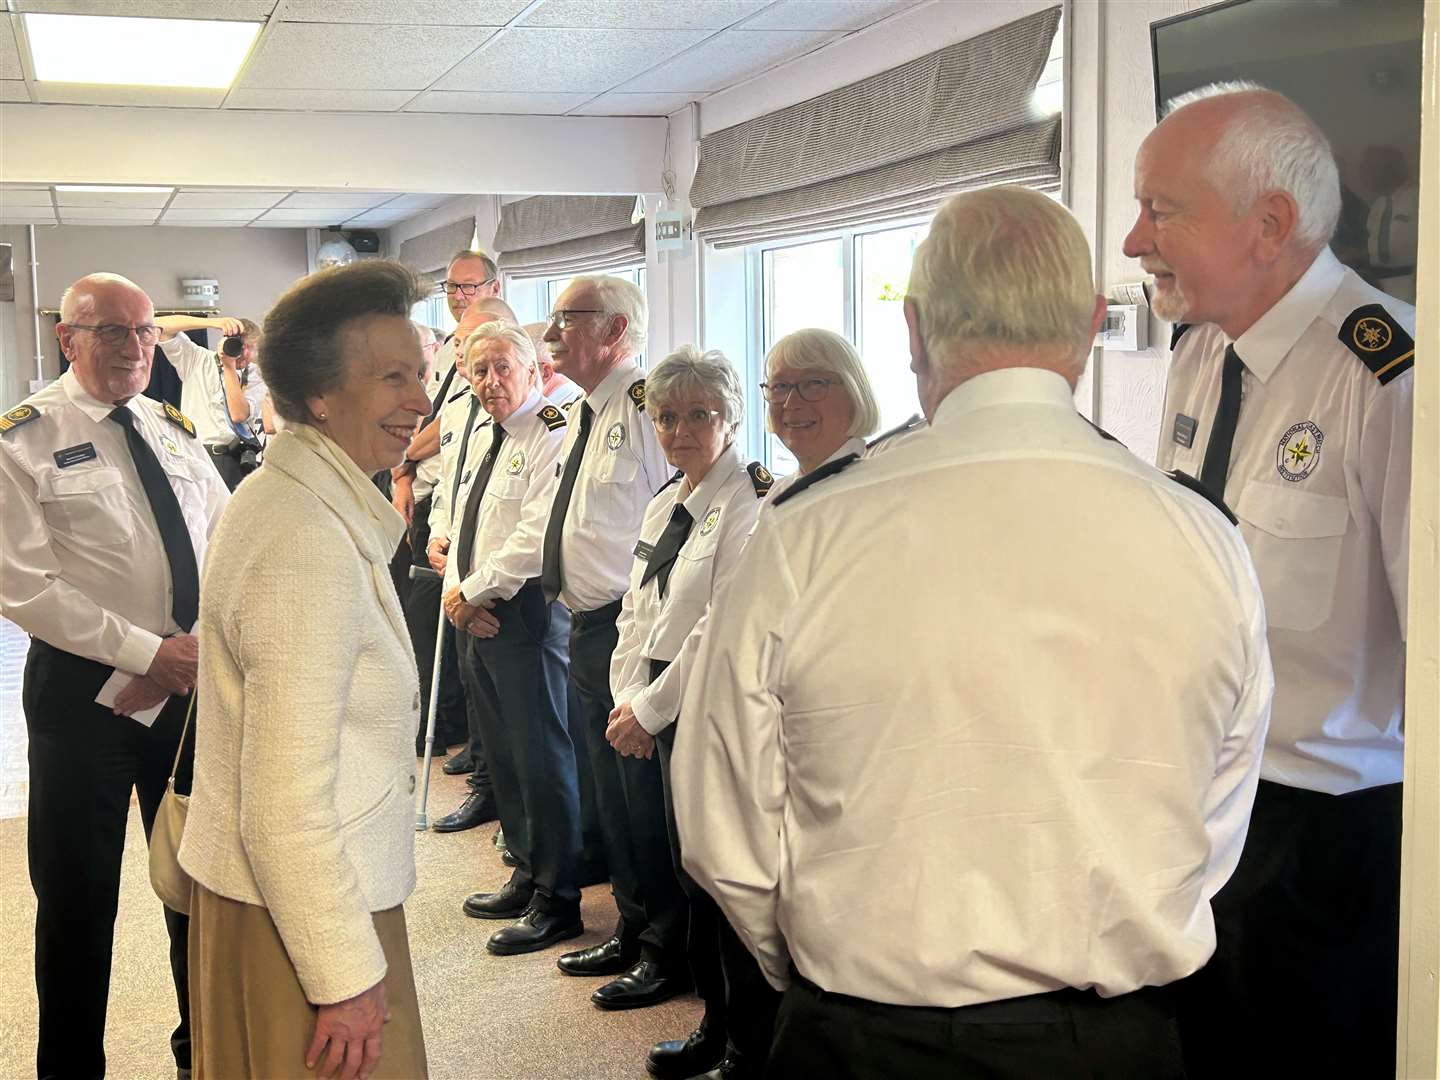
464, 320, 538, 380
1164, 81, 1341, 250
765, 328, 880, 439
570, 274, 648, 357
647, 345, 744, 429
469, 296, 519, 325
59, 272, 147, 323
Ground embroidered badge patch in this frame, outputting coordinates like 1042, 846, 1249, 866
1276, 421, 1324, 482
1339, 304, 1415, 386
700, 507, 722, 536
505, 450, 525, 475
607, 422, 626, 451
160, 436, 181, 457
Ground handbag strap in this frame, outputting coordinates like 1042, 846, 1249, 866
169, 692, 196, 784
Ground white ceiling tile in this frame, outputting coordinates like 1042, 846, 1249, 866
569, 91, 698, 116
55, 188, 172, 208
375, 193, 458, 210
342, 216, 408, 228
34, 83, 225, 107
168, 189, 289, 209
159, 208, 263, 222
15, 1, 275, 18
255, 208, 357, 222
407, 90, 591, 114
226, 88, 414, 111
279, 192, 401, 209
519, 1, 767, 29
162, 220, 256, 227
1, 80, 29, 101
1, 210, 57, 223
1, 21, 24, 80
247, 219, 327, 228
59, 207, 161, 220
741, 0, 916, 31
0, 188, 53, 207
59, 218, 156, 226
282, 0, 529, 24
240, 23, 495, 91
622, 28, 838, 92
435, 26, 705, 93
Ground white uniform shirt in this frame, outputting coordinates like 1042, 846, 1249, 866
446, 390, 566, 606
0, 371, 230, 674
675, 368, 1272, 1006
1156, 248, 1413, 795
611, 445, 765, 736
415, 336, 467, 503
547, 379, 583, 412
763, 437, 866, 506
158, 332, 245, 449
555, 361, 672, 613
239, 367, 267, 441
426, 383, 488, 544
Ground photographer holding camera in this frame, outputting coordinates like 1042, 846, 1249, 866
155, 314, 264, 489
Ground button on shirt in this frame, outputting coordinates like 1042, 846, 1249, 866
159, 332, 246, 449
426, 383, 489, 543
611, 444, 764, 736
555, 361, 672, 613
674, 368, 1272, 1006
0, 370, 230, 674
445, 390, 566, 605
1156, 248, 1414, 795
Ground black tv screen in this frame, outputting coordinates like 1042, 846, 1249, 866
1151, 0, 1424, 305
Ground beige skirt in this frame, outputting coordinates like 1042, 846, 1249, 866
188, 882, 428, 1080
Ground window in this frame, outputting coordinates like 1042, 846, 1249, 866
544, 265, 646, 320
411, 288, 452, 336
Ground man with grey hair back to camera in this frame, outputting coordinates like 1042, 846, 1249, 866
1124, 82, 1416, 1078
674, 185, 1273, 1079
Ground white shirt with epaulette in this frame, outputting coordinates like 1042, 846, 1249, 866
0, 371, 229, 674
158, 332, 245, 449
426, 380, 488, 542
1155, 247, 1414, 795
446, 389, 567, 606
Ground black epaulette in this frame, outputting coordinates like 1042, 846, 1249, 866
0, 403, 41, 435
446, 386, 470, 404
627, 379, 646, 410
1083, 417, 1127, 448
866, 413, 925, 452
1167, 469, 1237, 526
747, 461, 773, 497
1338, 304, 1414, 386
660, 469, 682, 492
537, 404, 566, 431
1169, 323, 1192, 351
771, 452, 859, 508
162, 402, 197, 437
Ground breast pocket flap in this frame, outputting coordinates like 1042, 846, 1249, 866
1234, 484, 1349, 540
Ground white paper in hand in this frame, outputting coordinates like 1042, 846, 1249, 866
95, 670, 168, 727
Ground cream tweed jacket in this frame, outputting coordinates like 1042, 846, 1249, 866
180, 424, 421, 1005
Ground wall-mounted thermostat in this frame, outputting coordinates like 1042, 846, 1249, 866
181, 278, 220, 308
1098, 303, 1147, 351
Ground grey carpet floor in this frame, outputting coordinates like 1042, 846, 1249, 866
0, 758, 702, 1080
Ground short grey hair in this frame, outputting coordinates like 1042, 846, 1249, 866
1165, 81, 1340, 251
59, 272, 146, 323
571, 274, 647, 357
647, 346, 744, 429
765, 328, 880, 439
261, 260, 428, 424
907, 186, 1095, 372
448, 249, 498, 282
468, 296, 519, 325
464, 321, 538, 381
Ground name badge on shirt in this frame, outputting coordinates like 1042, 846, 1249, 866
53, 443, 97, 468
441, 431, 454, 446
1172, 413, 1198, 448
633, 540, 655, 561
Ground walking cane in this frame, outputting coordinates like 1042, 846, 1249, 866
409, 564, 446, 831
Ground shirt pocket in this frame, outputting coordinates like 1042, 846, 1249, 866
159, 455, 212, 525
1234, 482, 1350, 632
589, 453, 640, 525
41, 466, 132, 547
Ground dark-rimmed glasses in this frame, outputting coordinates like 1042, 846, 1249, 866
443, 278, 496, 296
66, 323, 162, 346
759, 377, 833, 404
547, 309, 606, 331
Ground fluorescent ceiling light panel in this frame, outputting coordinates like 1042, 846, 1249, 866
25, 14, 260, 89
57, 185, 173, 194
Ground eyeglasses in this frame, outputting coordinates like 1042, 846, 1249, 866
67, 323, 162, 346
443, 279, 495, 296
759, 377, 833, 403
547, 309, 606, 331
654, 407, 724, 433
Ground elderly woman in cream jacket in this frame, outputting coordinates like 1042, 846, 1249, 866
179, 260, 432, 1080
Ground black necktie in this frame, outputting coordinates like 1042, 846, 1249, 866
108, 407, 200, 631
540, 400, 593, 604
454, 422, 506, 582
426, 349, 460, 424
1199, 344, 1244, 501
448, 395, 484, 513
640, 503, 694, 600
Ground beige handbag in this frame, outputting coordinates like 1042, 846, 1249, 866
149, 693, 195, 916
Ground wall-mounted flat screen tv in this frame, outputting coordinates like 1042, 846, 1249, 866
1151, 0, 1424, 305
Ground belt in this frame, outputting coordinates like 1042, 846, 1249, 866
206, 442, 243, 457
571, 598, 623, 627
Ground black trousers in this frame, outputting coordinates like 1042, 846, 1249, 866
24, 640, 193, 1080
558, 611, 607, 883
460, 581, 582, 914
1178, 778, 1403, 1078
205, 445, 247, 492
656, 711, 780, 1061
768, 972, 1184, 1080
568, 601, 686, 959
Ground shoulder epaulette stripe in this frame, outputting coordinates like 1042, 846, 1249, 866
627, 379, 646, 410
0, 404, 41, 435
1338, 303, 1414, 386
537, 404, 566, 431
747, 461, 773, 497
771, 452, 858, 508
162, 402, 196, 437
1167, 469, 1237, 526
866, 413, 925, 451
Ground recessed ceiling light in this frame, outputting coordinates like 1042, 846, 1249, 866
25, 14, 261, 90
56, 185, 174, 194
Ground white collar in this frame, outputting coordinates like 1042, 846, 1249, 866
1232, 247, 1346, 384
679, 442, 743, 516
932, 368, 1077, 428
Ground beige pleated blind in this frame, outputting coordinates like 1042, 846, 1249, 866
495, 195, 645, 279
396, 216, 477, 274
691, 6, 1062, 248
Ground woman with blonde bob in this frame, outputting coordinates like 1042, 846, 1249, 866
760, 328, 881, 501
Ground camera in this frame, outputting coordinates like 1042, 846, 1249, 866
221, 335, 245, 358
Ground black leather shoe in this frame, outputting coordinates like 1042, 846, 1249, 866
486, 908, 584, 956
699, 1048, 760, 1079
442, 749, 475, 775
431, 792, 496, 832
501, 845, 519, 867
645, 1016, 724, 1079
462, 878, 534, 919
591, 959, 692, 1010
557, 934, 640, 977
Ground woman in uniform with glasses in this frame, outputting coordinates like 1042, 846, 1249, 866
603, 347, 778, 1080
760, 328, 881, 502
